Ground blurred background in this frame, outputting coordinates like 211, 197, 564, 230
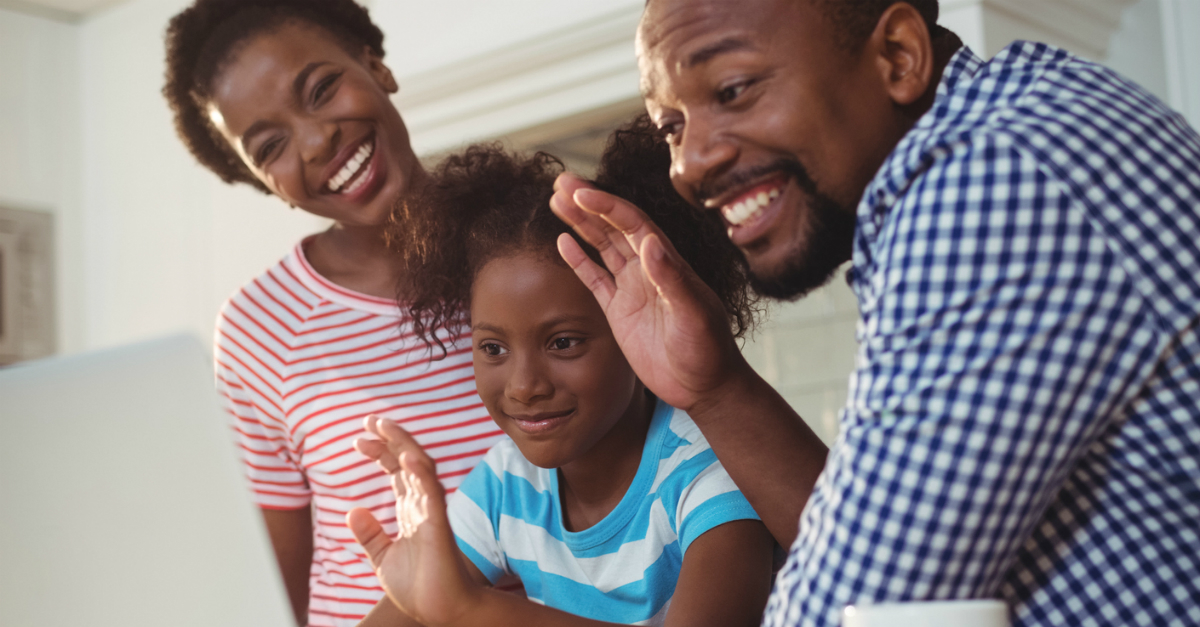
1, 0, 1198, 443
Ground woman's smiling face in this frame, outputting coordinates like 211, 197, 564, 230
470, 252, 644, 470
206, 20, 420, 226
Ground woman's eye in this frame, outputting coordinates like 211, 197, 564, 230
550, 337, 582, 351
256, 138, 282, 166
312, 73, 342, 104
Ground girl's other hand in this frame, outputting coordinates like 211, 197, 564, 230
347, 415, 482, 627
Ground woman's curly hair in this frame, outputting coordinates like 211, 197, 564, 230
163, 0, 385, 194
391, 113, 761, 357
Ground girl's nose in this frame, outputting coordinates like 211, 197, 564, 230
505, 354, 554, 404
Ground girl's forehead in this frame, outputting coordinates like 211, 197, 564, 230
470, 252, 606, 325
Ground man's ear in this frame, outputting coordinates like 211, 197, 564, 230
868, 3, 934, 107
363, 46, 399, 94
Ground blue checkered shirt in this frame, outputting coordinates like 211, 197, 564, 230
763, 42, 1200, 627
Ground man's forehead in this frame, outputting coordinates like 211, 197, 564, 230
637, 0, 786, 98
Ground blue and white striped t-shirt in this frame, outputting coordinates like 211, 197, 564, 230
446, 398, 760, 625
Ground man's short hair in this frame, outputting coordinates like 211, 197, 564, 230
818, 0, 942, 49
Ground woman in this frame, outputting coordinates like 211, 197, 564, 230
162, 2, 506, 625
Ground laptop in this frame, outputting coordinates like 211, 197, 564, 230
0, 334, 293, 627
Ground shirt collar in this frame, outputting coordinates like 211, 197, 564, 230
857, 45, 984, 231
847, 45, 984, 292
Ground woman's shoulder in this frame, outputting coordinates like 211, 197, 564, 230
219, 239, 365, 326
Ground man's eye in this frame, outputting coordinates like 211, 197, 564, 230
716, 81, 751, 104
656, 121, 683, 143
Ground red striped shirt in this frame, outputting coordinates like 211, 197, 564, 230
214, 240, 505, 626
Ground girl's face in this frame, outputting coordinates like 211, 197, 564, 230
207, 21, 419, 226
470, 252, 644, 469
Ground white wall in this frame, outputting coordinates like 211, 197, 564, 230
373, 0, 641, 79
1160, 0, 1200, 126
69, 0, 641, 353
0, 8, 83, 354
8, 0, 1198, 441
77, 0, 328, 351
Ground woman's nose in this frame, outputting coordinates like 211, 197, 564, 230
297, 119, 339, 165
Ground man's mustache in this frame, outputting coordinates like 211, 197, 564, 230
694, 158, 822, 207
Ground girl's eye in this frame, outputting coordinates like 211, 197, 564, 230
312, 72, 342, 105
550, 337, 582, 351
479, 342, 507, 357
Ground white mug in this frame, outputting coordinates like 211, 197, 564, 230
843, 599, 1010, 627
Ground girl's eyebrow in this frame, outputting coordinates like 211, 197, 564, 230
471, 314, 597, 335
472, 322, 506, 334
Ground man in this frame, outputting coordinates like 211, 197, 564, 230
550, 0, 1200, 625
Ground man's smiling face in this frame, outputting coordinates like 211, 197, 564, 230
637, 0, 900, 299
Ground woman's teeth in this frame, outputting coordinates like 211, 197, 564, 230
327, 140, 374, 193
722, 187, 781, 226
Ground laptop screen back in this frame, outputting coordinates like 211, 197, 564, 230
0, 335, 292, 627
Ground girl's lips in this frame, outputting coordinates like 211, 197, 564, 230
508, 410, 574, 435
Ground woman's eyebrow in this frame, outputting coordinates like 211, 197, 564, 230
292, 61, 329, 101
238, 61, 330, 151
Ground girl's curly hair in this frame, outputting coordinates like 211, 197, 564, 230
163, 0, 385, 194
391, 114, 761, 357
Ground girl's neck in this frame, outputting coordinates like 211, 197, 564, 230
557, 388, 656, 533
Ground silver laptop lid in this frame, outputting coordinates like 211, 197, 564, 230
0, 334, 292, 627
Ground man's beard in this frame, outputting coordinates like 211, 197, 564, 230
701, 158, 856, 301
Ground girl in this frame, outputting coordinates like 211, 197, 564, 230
349, 117, 773, 627
162, 2, 506, 625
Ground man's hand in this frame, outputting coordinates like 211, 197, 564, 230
347, 415, 481, 627
550, 173, 753, 413
550, 173, 828, 546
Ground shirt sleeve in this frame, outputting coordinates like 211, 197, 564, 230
764, 134, 1161, 626
668, 448, 761, 554
214, 314, 311, 510
447, 456, 511, 585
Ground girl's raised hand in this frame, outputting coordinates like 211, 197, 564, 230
347, 415, 481, 627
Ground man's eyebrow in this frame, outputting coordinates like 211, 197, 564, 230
683, 37, 754, 69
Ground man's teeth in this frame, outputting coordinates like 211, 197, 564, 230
327, 140, 374, 193
722, 187, 781, 226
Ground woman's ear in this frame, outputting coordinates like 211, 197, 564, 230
868, 3, 934, 107
363, 47, 399, 94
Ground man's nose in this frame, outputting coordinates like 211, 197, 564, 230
505, 354, 554, 405
671, 115, 737, 203
298, 119, 339, 165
